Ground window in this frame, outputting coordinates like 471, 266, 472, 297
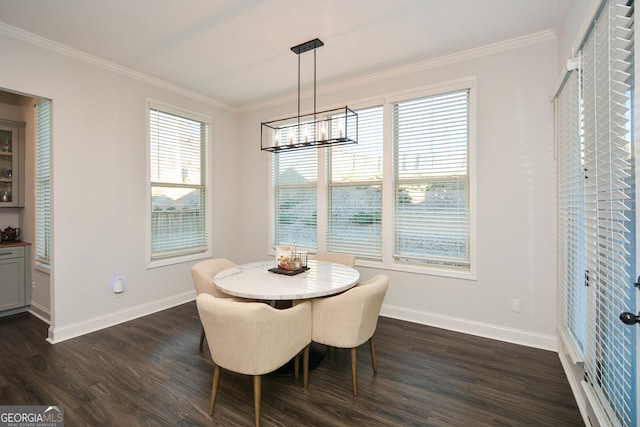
327, 106, 383, 260
392, 90, 470, 269
148, 102, 209, 262
35, 99, 51, 268
269, 82, 474, 275
271, 146, 317, 250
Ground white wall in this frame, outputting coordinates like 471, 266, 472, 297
238, 36, 559, 349
556, 0, 595, 77
0, 32, 240, 342
0, 4, 582, 353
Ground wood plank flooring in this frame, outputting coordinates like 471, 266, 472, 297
0, 303, 584, 426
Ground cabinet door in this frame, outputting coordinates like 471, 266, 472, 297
0, 122, 23, 207
0, 256, 25, 311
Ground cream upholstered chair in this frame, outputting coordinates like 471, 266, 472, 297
190, 258, 236, 351
196, 294, 312, 427
311, 274, 389, 395
310, 252, 356, 267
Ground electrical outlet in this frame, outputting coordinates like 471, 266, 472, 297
510, 298, 521, 313
31, 279, 35, 291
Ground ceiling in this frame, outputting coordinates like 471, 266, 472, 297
0, 0, 570, 109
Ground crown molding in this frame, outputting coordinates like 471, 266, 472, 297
242, 30, 556, 113
551, 0, 571, 39
0, 22, 237, 112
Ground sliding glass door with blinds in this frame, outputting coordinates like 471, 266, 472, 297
148, 103, 210, 262
556, 0, 637, 425
556, 70, 586, 355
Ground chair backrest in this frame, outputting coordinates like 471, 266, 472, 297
311, 252, 356, 267
196, 293, 312, 376
311, 274, 389, 348
190, 258, 236, 298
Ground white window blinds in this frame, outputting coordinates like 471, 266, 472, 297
580, 0, 637, 425
35, 99, 51, 267
271, 147, 317, 249
556, 70, 586, 355
392, 89, 470, 269
149, 105, 208, 260
327, 105, 383, 259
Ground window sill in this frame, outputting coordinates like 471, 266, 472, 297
34, 263, 50, 275
147, 250, 212, 269
356, 258, 476, 281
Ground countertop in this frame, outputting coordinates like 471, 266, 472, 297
0, 241, 31, 247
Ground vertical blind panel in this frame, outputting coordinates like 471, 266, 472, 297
393, 89, 470, 268
327, 106, 383, 259
581, 1, 637, 426
149, 107, 208, 258
556, 70, 586, 354
271, 149, 318, 249
35, 99, 51, 265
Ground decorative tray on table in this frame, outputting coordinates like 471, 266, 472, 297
268, 267, 310, 276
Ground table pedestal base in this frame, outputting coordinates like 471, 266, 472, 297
270, 342, 327, 376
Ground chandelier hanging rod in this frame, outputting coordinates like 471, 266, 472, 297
292, 38, 324, 123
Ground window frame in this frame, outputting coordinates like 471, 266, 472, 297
146, 99, 212, 268
268, 78, 476, 280
389, 87, 471, 273
270, 146, 319, 252
326, 104, 384, 261
35, 98, 52, 272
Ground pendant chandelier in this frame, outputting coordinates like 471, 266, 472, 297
261, 38, 358, 153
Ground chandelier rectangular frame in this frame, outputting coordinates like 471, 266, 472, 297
261, 106, 357, 153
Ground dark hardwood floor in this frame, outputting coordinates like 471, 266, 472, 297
0, 303, 583, 426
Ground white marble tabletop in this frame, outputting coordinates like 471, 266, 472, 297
214, 260, 360, 300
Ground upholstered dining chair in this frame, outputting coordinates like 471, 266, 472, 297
196, 293, 312, 427
310, 274, 389, 395
190, 258, 236, 351
310, 252, 356, 267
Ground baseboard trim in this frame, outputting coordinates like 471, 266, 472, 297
45, 296, 556, 348
29, 302, 51, 324
380, 304, 557, 351
46, 291, 195, 344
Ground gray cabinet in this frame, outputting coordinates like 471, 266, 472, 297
0, 243, 31, 315
0, 119, 26, 207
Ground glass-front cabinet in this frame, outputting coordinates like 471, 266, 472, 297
0, 119, 25, 207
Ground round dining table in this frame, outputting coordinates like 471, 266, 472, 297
213, 259, 360, 375
213, 259, 360, 301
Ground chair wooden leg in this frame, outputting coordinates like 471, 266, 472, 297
199, 326, 206, 352
351, 347, 358, 396
209, 365, 221, 415
369, 337, 378, 373
303, 345, 310, 389
253, 375, 261, 427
